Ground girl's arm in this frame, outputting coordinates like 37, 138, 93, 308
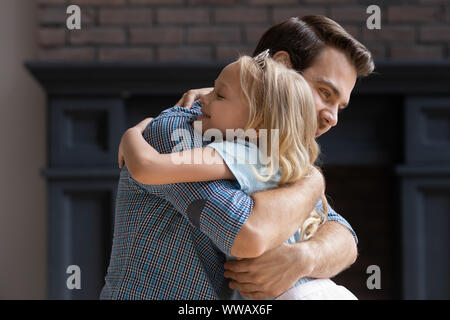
118, 118, 234, 185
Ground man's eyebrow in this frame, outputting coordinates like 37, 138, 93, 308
316, 79, 340, 97
316, 79, 349, 109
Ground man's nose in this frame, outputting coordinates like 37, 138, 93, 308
322, 106, 338, 127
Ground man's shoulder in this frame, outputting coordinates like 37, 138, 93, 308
142, 103, 202, 153
157, 101, 202, 120
149, 103, 201, 132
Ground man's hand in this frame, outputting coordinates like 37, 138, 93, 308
224, 242, 314, 299
225, 221, 358, 299
174, 88, 213, 108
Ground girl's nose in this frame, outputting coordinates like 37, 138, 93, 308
200, 93, 208, 107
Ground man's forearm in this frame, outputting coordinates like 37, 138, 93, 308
300, 221, 357, 278
235, 167, 324, 256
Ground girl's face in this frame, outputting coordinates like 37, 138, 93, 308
199, 61, 250, 135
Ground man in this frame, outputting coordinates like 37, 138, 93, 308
100, 16, 374, 299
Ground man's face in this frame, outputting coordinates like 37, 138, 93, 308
301, 46, 357, 137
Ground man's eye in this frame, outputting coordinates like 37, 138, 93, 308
216, 93, 224, 99
319, 88, 330, 99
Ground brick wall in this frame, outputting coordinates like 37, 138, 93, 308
37, 0, 450, 62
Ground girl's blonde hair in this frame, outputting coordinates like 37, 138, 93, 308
238, 53, 328, 240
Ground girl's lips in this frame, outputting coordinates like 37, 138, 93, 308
200, 109, 211, 118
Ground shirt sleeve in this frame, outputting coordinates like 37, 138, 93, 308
208, 139, 280, 195
128, 175, 253, 255
159, 180, 253, 256
314, 198, 358, 244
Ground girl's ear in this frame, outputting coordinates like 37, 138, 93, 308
272, 51, 293, 69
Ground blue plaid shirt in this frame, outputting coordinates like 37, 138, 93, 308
100, 101, 357, 300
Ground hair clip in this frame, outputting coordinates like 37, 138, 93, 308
253, 49, 270, 70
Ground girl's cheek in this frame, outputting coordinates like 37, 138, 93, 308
211, 104, 219, 116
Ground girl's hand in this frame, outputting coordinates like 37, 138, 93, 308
118, 132, 127, 169
174, 88, 214, 109
134, 117, 154, 134
118, 117, 153, 168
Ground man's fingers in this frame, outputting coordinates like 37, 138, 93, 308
224, 259, 252, 273
239, 288, 279, 300
224, 270, 251, 283
229, 281, 260, 293
239, 291, 267, 300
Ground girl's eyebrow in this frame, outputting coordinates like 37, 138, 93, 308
214, 79, 223, 87
214, 79, 231, 94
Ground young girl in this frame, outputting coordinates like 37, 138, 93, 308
118, 50, 357, 300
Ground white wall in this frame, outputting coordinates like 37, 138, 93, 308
0, 0, 46, 299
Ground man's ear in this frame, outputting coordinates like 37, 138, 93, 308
272, 51, 293, 69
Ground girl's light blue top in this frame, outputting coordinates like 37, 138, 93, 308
208, 137, 282, 194
208, 138, 324, 299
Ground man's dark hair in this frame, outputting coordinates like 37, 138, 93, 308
253, 16, 374, 77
